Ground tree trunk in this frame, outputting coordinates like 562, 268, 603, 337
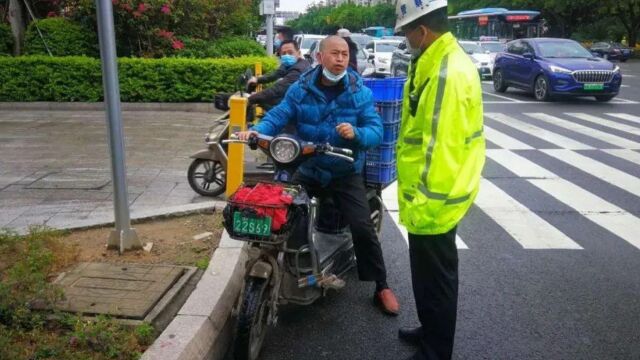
8, 0, 25, 55
629, 30, 637, 48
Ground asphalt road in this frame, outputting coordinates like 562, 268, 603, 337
248, 60, 640, 360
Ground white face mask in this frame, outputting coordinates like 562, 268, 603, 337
322, 67, 347, 84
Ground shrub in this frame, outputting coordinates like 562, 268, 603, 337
0, 55, 278, 102
0, 24, 13, 56
24, 18, 98, 57
175, 36, 266, 58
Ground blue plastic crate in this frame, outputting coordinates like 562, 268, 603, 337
367, 144, 396, 163
382, 121, 400, 145
365, 161, 397, 185
375, 101, 402, 124
363, 77, 405, 102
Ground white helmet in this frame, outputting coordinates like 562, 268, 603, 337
395, 0, 448, 32
337, 28, 352, 38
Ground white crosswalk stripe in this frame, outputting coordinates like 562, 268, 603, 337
487, 149, 640, 250
564, 113, 640, 137
476, 179, 582, 249
484, 124, 534, 149
486, 113, 594, 150
540, 149, 640, 196
525, 113, 640, 149
381, 111, 640, 251
602, 149, 640, 165
605, 113, 640, 125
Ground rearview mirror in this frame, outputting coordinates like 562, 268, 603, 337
523, 52, 535, 60
368, 54, 375, 60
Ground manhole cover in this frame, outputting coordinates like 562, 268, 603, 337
26, 170, 110, 190
55, 262, 184, 319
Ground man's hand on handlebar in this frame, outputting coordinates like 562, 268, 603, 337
336, 123, 355, 140
236, 130, 258, 141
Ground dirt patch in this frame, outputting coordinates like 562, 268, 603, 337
61, 211, 224, 269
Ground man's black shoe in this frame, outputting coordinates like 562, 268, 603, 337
398, 326, 423, 345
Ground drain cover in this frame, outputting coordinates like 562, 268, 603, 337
27, 170, 110, 190
55, 262, 184, 319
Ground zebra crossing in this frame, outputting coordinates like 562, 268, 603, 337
382, 110, 640, 252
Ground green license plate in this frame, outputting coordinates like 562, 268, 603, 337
584, 83, 604, 91
233, 212, 271, 236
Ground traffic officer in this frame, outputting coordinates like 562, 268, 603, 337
394, 1, 485, 359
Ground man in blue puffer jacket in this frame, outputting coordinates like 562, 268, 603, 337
238, 35, 400, 316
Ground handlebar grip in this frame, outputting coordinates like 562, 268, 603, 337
331, 147, 353, 157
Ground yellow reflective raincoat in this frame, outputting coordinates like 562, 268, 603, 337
397, 32, 485, 235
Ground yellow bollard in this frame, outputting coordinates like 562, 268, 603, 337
226, 96, 247, 198
254, 62, 264, 118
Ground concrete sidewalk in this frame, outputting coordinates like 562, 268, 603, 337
0, 107, 224, 233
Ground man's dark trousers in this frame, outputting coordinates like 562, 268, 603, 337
293, 173, 387, 282
408, 227, 458, 360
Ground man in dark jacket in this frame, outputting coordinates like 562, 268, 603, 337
238, 36, 400, 316
248, 40, 310, 110
337, 28, 359, 72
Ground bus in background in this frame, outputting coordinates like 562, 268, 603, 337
449, 8, 545, 42
363, 26, 394, 38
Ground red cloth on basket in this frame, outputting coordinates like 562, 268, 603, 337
232, 183, 293, 231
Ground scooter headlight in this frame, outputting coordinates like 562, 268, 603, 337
270, 137, 300, 164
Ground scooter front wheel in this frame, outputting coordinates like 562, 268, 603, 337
187, 159, 226, 197
234, 277, 270, 360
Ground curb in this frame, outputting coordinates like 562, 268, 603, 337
141, 230, 246, 360
14, 200, 227, 236
0, 102, 216, 113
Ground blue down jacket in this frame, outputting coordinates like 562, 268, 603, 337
251, 66, 383, 186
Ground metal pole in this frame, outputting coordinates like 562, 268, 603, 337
95, 0, 141, 253
266, 14, 274, 56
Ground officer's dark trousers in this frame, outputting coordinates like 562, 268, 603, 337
408, 227, 458, 360
294, 173, 387, 282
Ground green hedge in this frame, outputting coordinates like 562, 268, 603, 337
0, 24, 13, 56
24, 18, 98, 57
0, 56, 277, 102
175, 36, 266, 58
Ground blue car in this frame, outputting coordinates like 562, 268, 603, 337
493, 38, 622, 102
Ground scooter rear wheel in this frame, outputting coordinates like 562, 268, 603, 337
187, 159, 226, 197
234, 277, 270, 360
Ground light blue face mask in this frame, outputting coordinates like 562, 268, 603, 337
322, 67, 347, 84
280, 54, 297, 68
274, 39, 282, 49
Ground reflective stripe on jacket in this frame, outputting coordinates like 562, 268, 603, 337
397, 32, 485, 235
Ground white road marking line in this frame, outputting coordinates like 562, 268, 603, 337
484, 124, 534, 150
483, 91, 523, 103
612, 98, 640, 104
606, 113, 640, 125
602, 149, 640, 165
382, 182, 468, 249
486, 113, 594, 150
488, 149, 640, 250
525, 113, 640, 149
486, 149, 556, 178
476, 179, 582, 249
541, 149, 640, 195
565, 113, 640, 136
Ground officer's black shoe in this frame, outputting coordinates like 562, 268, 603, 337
398, 326, 423, 345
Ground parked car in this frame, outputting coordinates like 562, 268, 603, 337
365, 39, 402, 76
478, 41, 507, 75
350, 33, 373, 49
256, 35, 267, 47
493, 38, 622, 102
590, 42, 634, 62
390, 40, 411, 77
294, 34, 325, 57
308, 40, 374, 76
459, 41, 493, 79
